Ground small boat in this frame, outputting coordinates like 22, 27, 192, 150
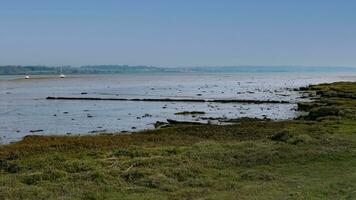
25, 75, 30, 79
59, 66, 66, 78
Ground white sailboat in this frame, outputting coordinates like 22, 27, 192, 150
59, 66, 66, 78
25, 71, 31, 79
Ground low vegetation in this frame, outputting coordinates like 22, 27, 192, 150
0, 82, 356, 199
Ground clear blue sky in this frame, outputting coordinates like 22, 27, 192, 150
0, 0, 355, 67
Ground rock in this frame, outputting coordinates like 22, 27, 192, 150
142, 114, 152, 118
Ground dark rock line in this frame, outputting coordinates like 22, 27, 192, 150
46, 96, 290, 104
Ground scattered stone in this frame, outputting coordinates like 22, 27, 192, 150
142, 114, 152, 118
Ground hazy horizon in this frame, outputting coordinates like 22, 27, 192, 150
1, 1, 356, 67
2, 65, 356, 69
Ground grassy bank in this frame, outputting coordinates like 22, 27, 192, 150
1, 82, 356, 200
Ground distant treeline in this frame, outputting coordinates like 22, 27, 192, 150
0, 65, 165, 75
1, 65, 356, 75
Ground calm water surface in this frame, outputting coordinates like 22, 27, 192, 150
1, 73, 355, 144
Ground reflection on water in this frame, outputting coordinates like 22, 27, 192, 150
1, 73, 355, 144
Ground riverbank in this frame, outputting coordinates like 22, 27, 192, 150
0, 82, 356, 199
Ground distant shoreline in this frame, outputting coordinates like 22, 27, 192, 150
1, 65, 356, 75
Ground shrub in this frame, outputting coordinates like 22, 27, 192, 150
271, 130, 312, 145
307, 106, 340, 120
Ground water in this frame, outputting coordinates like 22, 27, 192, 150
1, 72, 355, 144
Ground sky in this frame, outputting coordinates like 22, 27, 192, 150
0, 0, 355, 67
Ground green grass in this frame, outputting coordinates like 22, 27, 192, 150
0, 82, 356, 199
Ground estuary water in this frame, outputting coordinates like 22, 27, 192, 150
1, 72, 355, 144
